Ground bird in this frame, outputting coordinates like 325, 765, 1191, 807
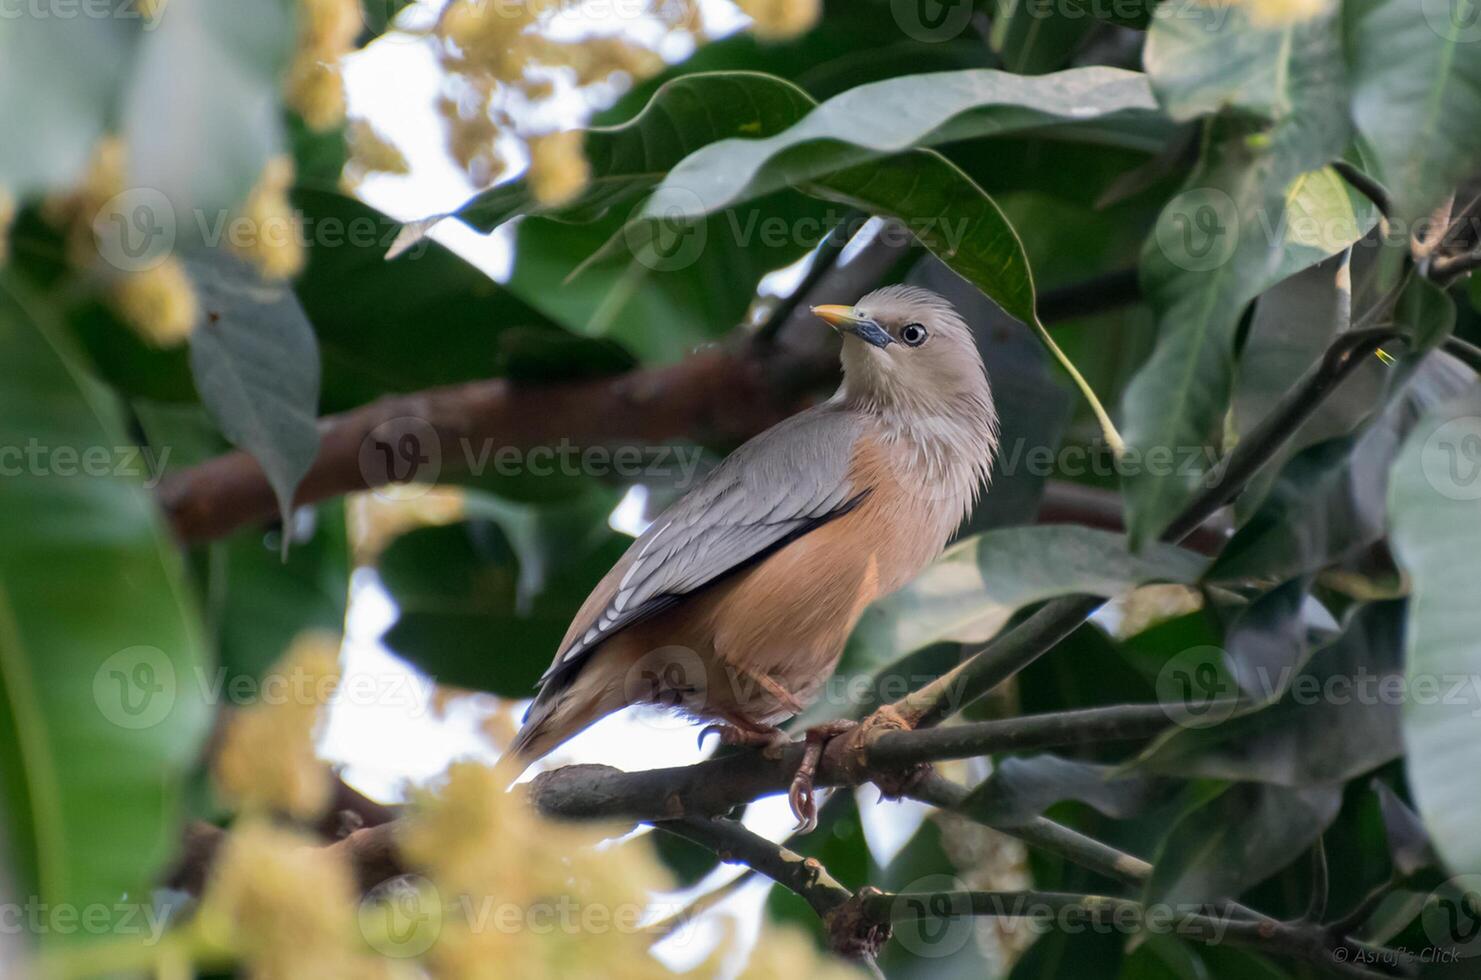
506, 285, 998, 829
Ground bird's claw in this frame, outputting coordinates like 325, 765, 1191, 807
787, 720, 858, 834
697, 723, 788, 754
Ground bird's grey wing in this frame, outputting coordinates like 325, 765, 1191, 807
540, 405, 870, 684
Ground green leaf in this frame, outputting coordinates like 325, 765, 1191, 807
1145, 782, 1341, 907
962, 755, 1169, 827
1345, 0, 1481, 223
1133, 602, 1407, 785
641, 67, 1163, 225
121, 0, 292, 222
846, 525, 1208, 675
187, 255, 321, 530
1388, 387, 1481, 874
0, 277, 210, 941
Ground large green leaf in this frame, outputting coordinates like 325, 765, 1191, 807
1120, 0, 1368, 546
989, 0, 1099, 75
1145, 782, 1342, 907
1389, 387, 1481, 874
0, 278, 210, 941
0, 14, 139, 193
640, 67, 1164, 224
1346, 0, 1481, 224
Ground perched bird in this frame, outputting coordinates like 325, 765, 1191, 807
508, 285, 998, 828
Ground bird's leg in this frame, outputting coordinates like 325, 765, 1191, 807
788, 720, 857, 833
697, 720, 790, 758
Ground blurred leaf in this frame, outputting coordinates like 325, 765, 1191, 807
292, 189, 572, 411
1388, 387, 1481, 874
0, 277, 210, 941
0, 13, 139, 193
1010, 926, 1124, 979
1345, 0, 1481, 224
875, 818, 997, 978
1133, 602, 1407, 785
651, 829, 719, 888
187, 254, 321, 529
377, 494, 625, 698
847, 525, 1207, 675
121, 0, 292, 222
1145, 782, 1341, 907
963, 755, 1169, 827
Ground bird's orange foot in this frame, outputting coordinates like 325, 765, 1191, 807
788, 720, 858, 834
697, 723, 790, 758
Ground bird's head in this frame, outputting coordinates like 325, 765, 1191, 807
812, 285, 992, 417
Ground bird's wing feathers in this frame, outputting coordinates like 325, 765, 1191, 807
540, 405, 871, 684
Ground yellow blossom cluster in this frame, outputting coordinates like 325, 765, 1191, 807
197, 821, 390, 980
234, 156, 307, 280
398, 760, 680, 980
42, 139, 200, 346
285, 0, 364, 131
214, 631, 343, 820
431, 0, 700, 199
735, 0, 821, 40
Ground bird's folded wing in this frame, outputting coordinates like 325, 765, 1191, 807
540, 405, 870, 684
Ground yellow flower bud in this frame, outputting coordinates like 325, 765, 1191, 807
0, 187, 15, 267
233, 157, 306, 281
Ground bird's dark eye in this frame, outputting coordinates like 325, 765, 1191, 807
900, 323, 928, 347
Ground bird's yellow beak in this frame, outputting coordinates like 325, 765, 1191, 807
810, 305, 894, 348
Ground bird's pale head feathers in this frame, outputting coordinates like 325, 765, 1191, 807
813, 284, 999, 509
